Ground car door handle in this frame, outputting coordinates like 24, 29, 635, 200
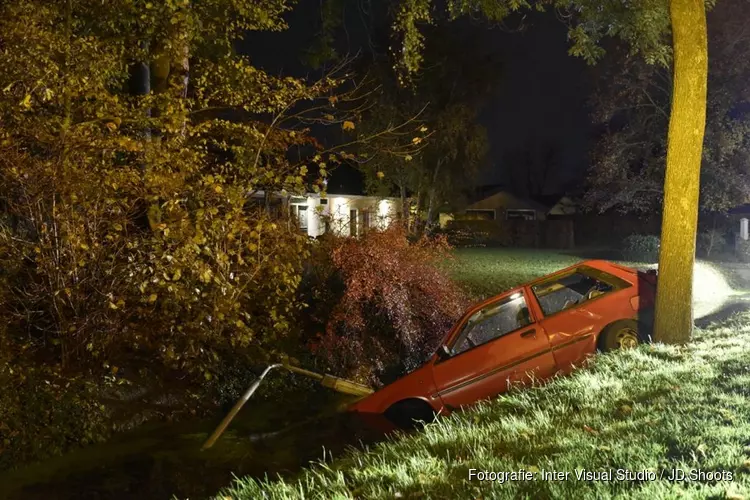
520, 329, 536, 339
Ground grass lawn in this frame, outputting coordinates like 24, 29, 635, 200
441, 247, 750, 301
440, 247, 649, 299
212, 248, 750, 500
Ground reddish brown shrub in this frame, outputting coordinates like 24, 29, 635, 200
309, 226, 470, 386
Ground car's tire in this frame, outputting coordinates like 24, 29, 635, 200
384, 399, 436, 430
597, 319, 644, 352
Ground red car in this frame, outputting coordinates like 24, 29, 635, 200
350, 260, 658, 429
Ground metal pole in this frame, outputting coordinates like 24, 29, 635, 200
283, 364, 325, 381
200, 363, 283, 451
200, 362, 373, 450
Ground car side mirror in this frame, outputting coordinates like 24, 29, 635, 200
436, 345, 451, 361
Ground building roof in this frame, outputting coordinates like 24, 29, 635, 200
466, 184, 505, 205
465, 189, 549, 213
250, 190, 399, 201
531, 194, 565, 208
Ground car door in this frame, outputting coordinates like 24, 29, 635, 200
429, 287, 557, 410
528, 265, 633, 374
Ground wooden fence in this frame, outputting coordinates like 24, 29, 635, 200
444, 214, 663, 249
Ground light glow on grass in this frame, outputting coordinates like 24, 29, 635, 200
692, 262, 738, 319
645, 261, 739, 319
692, 261, 734, 302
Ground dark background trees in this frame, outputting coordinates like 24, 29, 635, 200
354, 23, 501, 231
585, 0, 750, 215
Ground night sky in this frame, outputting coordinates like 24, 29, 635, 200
475, 12, 593, 193
241, 6, 594, 197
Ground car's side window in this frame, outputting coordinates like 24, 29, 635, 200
450, 292, 532, 357
531, 267, 626, 317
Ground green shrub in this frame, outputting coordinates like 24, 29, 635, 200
0, 153, 310, 378
0, 0, 428, 471
621, 234, 660, 262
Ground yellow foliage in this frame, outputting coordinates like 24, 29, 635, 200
0, 0, 339, 379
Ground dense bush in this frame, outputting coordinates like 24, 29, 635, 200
0, 150, 310, 378
621, 234, 660, 262
0, 357, 110, 470
0, 0, 334, 468
0, 0, 362, 382
0, 145, 317, 467
307, 227, 469, 386
0, 0, 428, 470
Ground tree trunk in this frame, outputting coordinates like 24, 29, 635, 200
132, 59, 151, 143
399, 182, 408, 228
128, 43, 151, 171
413, 190, 422, 235
653, 0, 708, 344
172, 37, 190, 136
150, 52, 170, 142
150, 3, 190, 139
425, 159, 443, 232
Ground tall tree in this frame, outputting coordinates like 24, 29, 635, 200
302, 2, 499, 231
653, 0, 708, 343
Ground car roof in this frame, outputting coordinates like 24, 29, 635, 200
526, 259, 631, 288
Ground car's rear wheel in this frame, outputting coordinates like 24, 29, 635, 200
384, 399, 436, 430
598, 320, 643, 352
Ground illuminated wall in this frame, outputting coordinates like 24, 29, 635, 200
316, 196, 400, 237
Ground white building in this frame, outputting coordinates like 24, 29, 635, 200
251, 191, 403, 238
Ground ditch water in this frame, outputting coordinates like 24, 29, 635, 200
0, 391, 392, 500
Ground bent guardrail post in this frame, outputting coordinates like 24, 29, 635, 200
201, 363, 283, 451
201, 362, 374, 450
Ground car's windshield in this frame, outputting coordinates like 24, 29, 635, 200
450, 293, 531, 356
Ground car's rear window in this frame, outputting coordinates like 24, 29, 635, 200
531, 266, 631, 317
